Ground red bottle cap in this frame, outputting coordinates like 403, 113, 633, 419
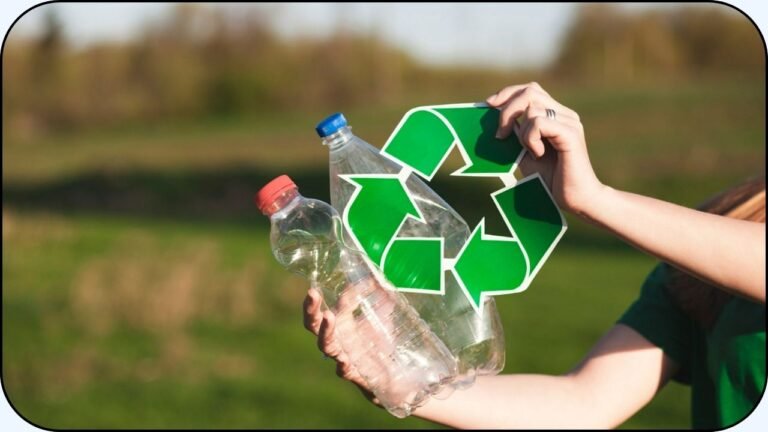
254, 175, 297, 214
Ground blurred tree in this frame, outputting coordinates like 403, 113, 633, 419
3, 4, 763, 138
553, 4, 622, 82
36, 7, 65, 63
31, 7, 69, 130
670, 7, 765, 78
552, 4, 763, 84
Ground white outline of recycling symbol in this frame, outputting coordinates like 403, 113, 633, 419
340, 103, 567, 314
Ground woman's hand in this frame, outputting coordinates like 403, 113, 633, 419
302, 288, 381, 406
486, 83, 765, 302
486, 82, 606, 215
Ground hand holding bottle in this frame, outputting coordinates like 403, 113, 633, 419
303, 286, 380, 405
257, 175, 458, 417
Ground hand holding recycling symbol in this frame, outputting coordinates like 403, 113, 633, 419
342, 103, 566, 313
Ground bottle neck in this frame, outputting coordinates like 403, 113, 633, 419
321, 126, 354, 150
263, 188, 300, 217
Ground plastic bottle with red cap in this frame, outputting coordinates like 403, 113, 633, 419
256, 175, 458, 418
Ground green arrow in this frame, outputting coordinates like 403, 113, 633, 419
383, 238, 442, 292
342, 175, 421, 265
434, 106, 523, 175
382, 109, 455, 179
342, 104, 567, 311
493, 175, 566, 272
382, 106, 524, 180
453, 220, 528, 309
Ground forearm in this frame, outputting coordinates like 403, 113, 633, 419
582, 186, 765, 302
413, 374, 608, 429
413, 325, 672, 429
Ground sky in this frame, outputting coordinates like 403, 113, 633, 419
9, 2, 694, 69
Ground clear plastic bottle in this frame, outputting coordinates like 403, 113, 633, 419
316, 113, 505, 388
256, 175, 458, 417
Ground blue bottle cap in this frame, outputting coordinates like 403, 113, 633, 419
315, 112, 348, 138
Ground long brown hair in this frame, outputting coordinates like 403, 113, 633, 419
664, 175, 766, 329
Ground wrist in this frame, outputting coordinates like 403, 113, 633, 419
411, 396, 449, 426
572, 182, 613, 222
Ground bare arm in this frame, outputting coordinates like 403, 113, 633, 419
583, 187, 765, 302
487, 82, 766, 303
304, 288, 677, 428
413, 324, 678, 429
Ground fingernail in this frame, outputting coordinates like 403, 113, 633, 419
486, 94, 497, 103
495, 130, 503, 139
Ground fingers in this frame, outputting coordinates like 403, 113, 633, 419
303, 288, 323, 334
518, 117, 546, 158
518, 104, 582, 157
317, 311, 345, 360
519, 116, 579, 159
495, 85, 550, 139
518, 144, 556, 188
486, 81, 546, 107
521, 104, 579, 126
304, 290, 344, 365
335, 356, 357, 380
325, 323, 375, 400
518, 150, 541, 177
336, 360, 379, 405
487, 82, 580, 139
304, 290, 378, 405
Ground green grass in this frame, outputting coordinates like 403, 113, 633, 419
2, 79, 764, 428
3, 211, 688, 429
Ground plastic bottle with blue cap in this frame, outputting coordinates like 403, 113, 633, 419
317, 112, 506, 391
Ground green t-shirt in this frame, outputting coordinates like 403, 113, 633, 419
618, 264, 766, 429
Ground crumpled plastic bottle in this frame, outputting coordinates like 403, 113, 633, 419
256, 175, 458, 417
317, 113, 505, 388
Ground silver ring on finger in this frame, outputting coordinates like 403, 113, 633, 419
545, 108, 557, 120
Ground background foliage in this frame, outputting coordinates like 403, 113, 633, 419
3, 3, 765, 429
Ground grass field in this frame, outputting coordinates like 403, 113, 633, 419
3, 79, 765, 428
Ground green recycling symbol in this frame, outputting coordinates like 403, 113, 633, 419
341, 103, 566, 314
